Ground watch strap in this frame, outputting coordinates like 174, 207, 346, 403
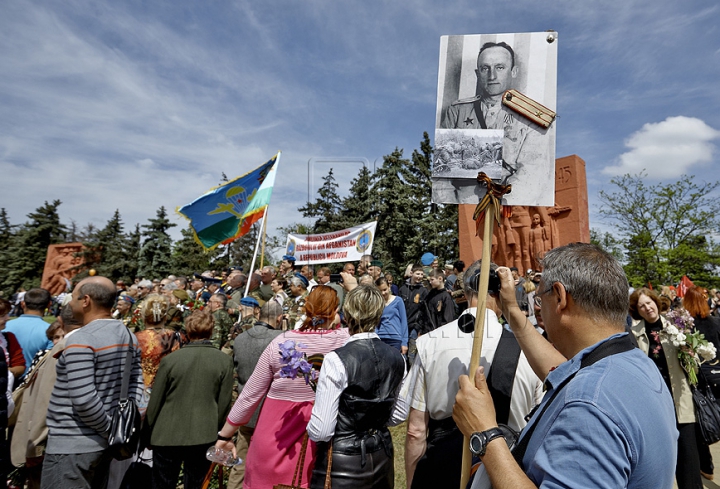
217, 432, 233, 441
470, 427, 506, 456
480, 427, 505, 456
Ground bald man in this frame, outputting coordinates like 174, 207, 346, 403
42, 276, 143, 489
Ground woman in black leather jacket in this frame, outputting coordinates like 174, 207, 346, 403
306, 285, 408, 489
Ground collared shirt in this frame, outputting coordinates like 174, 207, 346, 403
307, 332, 409, 442
519, 333, 677, 488
402, 308, 542, 429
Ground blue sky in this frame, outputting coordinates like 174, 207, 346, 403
1, 0, 719, 250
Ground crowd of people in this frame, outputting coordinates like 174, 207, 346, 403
0, 243, 719, 488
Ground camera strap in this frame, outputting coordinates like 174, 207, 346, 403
512, 334, 635, 468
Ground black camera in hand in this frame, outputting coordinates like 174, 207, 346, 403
470, 267, 501, 295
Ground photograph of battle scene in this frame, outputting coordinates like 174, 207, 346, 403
432, 129, 504, 180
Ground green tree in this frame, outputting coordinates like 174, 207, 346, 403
409, 132, 458, 264
589, 228, 624, 262
371, 147, 419, 271
2, 200, 68, 291
225, 220, 284, 272
370, 133, 457, 272
0, 209, 17, 295
137, 206, 176, 279
598, 173, 720, 287
78, 210, 134, 282
299, 168, 343, 234
0, 208, 13, 248
126, 224, 142, 280
339, 166, 375, 228
171, 226, 217, 276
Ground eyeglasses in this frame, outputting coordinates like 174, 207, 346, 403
534, 282, 568, 307
534, 284, 555, 307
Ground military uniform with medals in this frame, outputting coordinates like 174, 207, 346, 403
282, 292, 308, 330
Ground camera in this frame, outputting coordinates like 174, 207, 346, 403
329, 273, 343, 284
470, 267, 501, 295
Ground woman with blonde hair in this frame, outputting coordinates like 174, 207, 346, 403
215, 285, 349, 489
307, 285, 407, 488
136, 294, 182, 389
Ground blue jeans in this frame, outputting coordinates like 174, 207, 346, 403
380, 337, 402, 351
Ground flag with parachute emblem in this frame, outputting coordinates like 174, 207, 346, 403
177, 152, 280, 251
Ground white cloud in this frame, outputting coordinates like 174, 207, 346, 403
602, 116, 720, 178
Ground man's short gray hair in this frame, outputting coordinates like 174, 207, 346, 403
260, 301, 282, 324
289, 276, 307, 289
540, 243, 629, 326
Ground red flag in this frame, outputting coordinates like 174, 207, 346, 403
677, 275, 694, 298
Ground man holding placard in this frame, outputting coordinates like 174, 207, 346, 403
453, 244, 677, 488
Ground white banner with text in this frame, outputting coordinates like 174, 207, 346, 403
285, 221, 377, 265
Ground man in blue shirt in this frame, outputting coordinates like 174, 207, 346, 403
4, 288, 53, 378
453, 243, 677, 488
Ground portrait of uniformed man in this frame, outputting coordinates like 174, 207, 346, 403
432, 33, 557, 207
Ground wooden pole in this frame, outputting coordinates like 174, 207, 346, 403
459, 198, 496, 489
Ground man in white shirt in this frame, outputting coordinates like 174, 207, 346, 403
403, 259, 542, 489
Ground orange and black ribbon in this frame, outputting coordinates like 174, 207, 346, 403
472, 172, 512, 236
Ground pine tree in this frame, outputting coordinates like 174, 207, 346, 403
0, 208, 13, 248
299, 168, 343, 234
126, 224, 142, 280
79, 210, 133, 282
171, 226, 217, 276
3, 200, 68, 291
137, 207, 176, 279
410, 132, 458, 263
370, 148, 419, 272
339, 166, 375, 228
226, 221, 283, 272
0, 209, 17, 295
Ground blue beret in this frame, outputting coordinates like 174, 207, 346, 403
118, 295, 135, 305
240, 297, 260, 307
420, 252, 437, 266
282, 255, 296, 262
294, 273, 309, 288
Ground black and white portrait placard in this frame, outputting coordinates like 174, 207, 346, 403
432, 32, 558, 206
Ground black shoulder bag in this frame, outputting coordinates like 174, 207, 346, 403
693, 367, 720, 445
512, 334, 636, 468
107, 332, 141, 460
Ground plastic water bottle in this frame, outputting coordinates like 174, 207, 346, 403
206, 446, 243, 466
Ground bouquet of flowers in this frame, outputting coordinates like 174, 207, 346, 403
278, 340, 321, 391
654, 308, 717, 386
178, 298, 205, 313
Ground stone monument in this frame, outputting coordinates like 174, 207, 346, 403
41, 243, 84, 295
458, 154, 589, 270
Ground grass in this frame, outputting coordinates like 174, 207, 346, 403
390, 421, 407, 489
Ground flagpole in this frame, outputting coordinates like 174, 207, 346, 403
260, 207, 269, 269
244, 213, 266, 297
